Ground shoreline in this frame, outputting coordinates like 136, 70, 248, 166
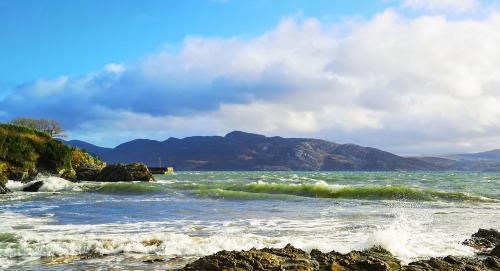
178, 229, 499, 271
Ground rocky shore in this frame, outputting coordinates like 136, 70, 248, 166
178, 229, 500, 271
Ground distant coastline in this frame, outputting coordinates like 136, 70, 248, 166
66, 131, 500, 172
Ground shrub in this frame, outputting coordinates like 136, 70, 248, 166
38, 140, 72, 171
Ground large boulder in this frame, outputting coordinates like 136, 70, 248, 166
95, 163, 154, 182
71, 148, 105, 181
22, 181, 44, 192
75, 165, 101, 181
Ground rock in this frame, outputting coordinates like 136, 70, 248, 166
142, 256, 166, 263
95, 163, 154, 182
310, 246, 401, 271
179, 230, 500, 271
491, 244, 500, 257
22, 181, 44, 192
402, 255, 500, 271
141, 238, 163, 247
75, 165, 101, 181
182, 244, 313, 271
463, 229, 500, 252
181, 244, 401, 271
71, 148, 105, 181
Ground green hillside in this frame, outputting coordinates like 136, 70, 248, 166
0, 123, 103, 186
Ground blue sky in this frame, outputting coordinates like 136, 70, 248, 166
1, 0, 500, 155
0, 0, 388, 85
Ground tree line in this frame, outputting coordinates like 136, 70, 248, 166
9, 117, 66, 138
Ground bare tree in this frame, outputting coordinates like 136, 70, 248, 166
10, 117, 66, 138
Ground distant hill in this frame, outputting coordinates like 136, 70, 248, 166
415, 156, 500, 172
457, 149, 500, 161
64, 140, 111, 157
65, 131, 439, 171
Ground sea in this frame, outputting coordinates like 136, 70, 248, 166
1, 171, 499, 270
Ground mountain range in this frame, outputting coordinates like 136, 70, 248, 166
64, 131, 500, 171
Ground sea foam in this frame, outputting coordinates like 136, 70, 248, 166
5, 176, 79, 192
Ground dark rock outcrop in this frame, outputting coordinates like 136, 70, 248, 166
492, 245, 500, 257
75, 165, 102, 181
71, 148, 105, 181
22, 181, 44, 192
402, 255, 500, 271
181, 244, 401, 271
94, 163, 154, 182
463, 228, 500, 253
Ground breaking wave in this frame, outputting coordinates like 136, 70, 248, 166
173, 181, 497, 202
5, 176, 79, 192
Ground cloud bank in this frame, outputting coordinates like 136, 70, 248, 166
2, 8, 500, 155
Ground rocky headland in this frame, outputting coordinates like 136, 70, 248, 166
0, 123, 154, 193
178, 229, 500, 271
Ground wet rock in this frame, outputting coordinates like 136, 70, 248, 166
491, 244, 500, 257
311, 246, 401, 271
181, 244, 401, 271
22, 181, 44, 192
75, 165, 101, 181
71, 148, 105, 181
402, 255, 500, 271
141, 238, 163, 247
42, 253, 103, 265
463, 228, 500, 252
142, 256, 166, 263
94, 163, 154, 182
179, 231, 500, 271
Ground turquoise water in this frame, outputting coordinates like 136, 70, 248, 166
1, 171, 499, 270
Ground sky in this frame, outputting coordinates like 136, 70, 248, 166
1, 0, 500, 155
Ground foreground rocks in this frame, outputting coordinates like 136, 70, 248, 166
182, 245, 401, 271
22, 181, 44, 192
463, 228, 500, 255
180, 229, 500, 271
94, 163, 154, 182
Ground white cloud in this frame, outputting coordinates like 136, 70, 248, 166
3, 9, 500, 154
402, 0, 481, 13
104, 63, 125, 74
29, 76, 68, 97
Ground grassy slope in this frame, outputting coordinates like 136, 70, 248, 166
0, 124, 103, 184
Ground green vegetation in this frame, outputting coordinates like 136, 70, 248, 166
0, 123, 102, 184
10, 117, 66, 138
71, 147, 105, 171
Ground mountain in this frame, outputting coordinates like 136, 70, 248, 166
64, 131, 439, 171
64, 140, 112, 157
457, 149, 500, 161
416, 156, 500, 171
